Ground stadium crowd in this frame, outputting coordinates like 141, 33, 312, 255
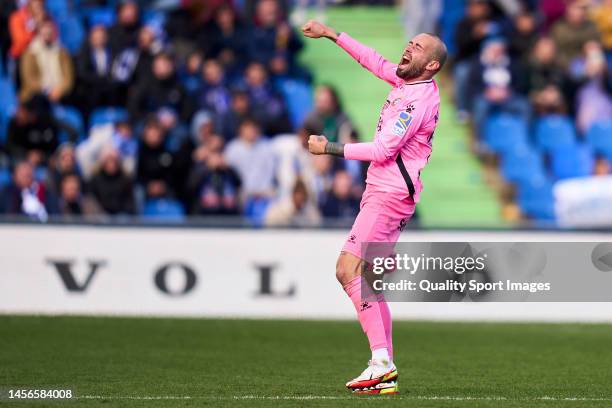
0, 0, 366, 226
447, 0, 612, 221
452, 0, 612, 134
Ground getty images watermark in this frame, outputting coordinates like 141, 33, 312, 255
370, 252, 550, 294
360, 242, 612, 302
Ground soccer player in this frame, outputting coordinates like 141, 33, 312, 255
302, 20, 446, 394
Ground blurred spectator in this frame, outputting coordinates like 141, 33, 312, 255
7, 96, 61, 165
48, 143, 79, 193
591, 0, 612, 59
186, 150, 242, 215
9, 0, 47, 59
509, 11, 538, 61
320, 170, 360, 219
171, 111, 224, 207
128, 52, 194, 125
75, 25, 119, 113
197, 59, 231, 116
264, 178, 321, 227
19, 18, 74, 103
200, 5, 248, 75
525, 37, 570, 114
453, 0, 499, 120
550, 0, 599, 70
89, 146, 136, 215
469, 38, 530, 135
56, 172, 100, 216
310, 154, 334, 206
575, 42, 612, 133
111, 25, 160, 92
249, 0, 310, 81
216, 89, 258, 140
179, 49, 204, 94
224, 118, 276, 202
76, 121, 136, 180
271, 120, 322, 200
108, 0, 141, 56
0, 160, 56, 220
304, 85, 355, 143
242, 62, 292, 135
136, 117, 176, 199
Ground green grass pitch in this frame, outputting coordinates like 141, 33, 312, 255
2, 316, 612, 407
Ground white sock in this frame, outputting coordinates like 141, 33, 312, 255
372, 348, 390, 365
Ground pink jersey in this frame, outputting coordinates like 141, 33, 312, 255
337, 33, 441, 203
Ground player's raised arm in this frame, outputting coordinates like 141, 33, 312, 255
301, 20, 399, 86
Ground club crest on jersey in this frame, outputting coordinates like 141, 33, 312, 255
393, 111, 413, 136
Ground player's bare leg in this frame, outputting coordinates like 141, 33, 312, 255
337, 251, 398, 394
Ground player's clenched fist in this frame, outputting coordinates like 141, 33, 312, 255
308, 135, 328, 155
301, 20, 337, 41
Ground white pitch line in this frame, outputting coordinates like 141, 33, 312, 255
77, 395, 612, 402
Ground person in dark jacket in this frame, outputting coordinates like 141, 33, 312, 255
107, 0, 141, 56
75, 25, 120, 114
453, 0, 502, 120
89, 146, 135, 215
7, 96, 59, 166
468, 38, 531, 137
199, 5, 248, 78
248, 0, 310, 81
136, 117, 176, 200
197, 59, 231, 116
128, 52, 195, 125
241, 62, 291, 135
187, 150, 242, 215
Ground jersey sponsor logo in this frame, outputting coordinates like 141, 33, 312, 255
393, 111, 413, 136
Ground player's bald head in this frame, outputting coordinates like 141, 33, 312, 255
423, 33, 447, 74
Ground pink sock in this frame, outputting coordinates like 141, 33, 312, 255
344, 276, 389, 353
377, 293, 393, 362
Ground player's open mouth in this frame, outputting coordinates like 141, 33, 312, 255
400, 54, 411, 64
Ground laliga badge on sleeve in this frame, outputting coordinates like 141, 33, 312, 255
393, 111, 413, 136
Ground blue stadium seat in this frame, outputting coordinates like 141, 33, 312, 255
550, 143, 594, 180
586, 119, 612, 155
517, 175, 555, 221
534, 115, 576, 152
58, 15, 85, 54
142, 199, 185, 221
0, 78, 18, 143
501, 146, 545, 184
89, 107, 129, 129
83, 7, 116, 27
0, 167, 11, 188
53, 105, 85, 142
276, 79, 313, 129
483, 113, 529, 154
47, 0, 69, 18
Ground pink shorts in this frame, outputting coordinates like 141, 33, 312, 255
342, 187, 416, 261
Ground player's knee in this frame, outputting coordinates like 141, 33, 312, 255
335, 256, 359, 286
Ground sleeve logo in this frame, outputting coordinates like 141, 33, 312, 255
393, 111, 413, 136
